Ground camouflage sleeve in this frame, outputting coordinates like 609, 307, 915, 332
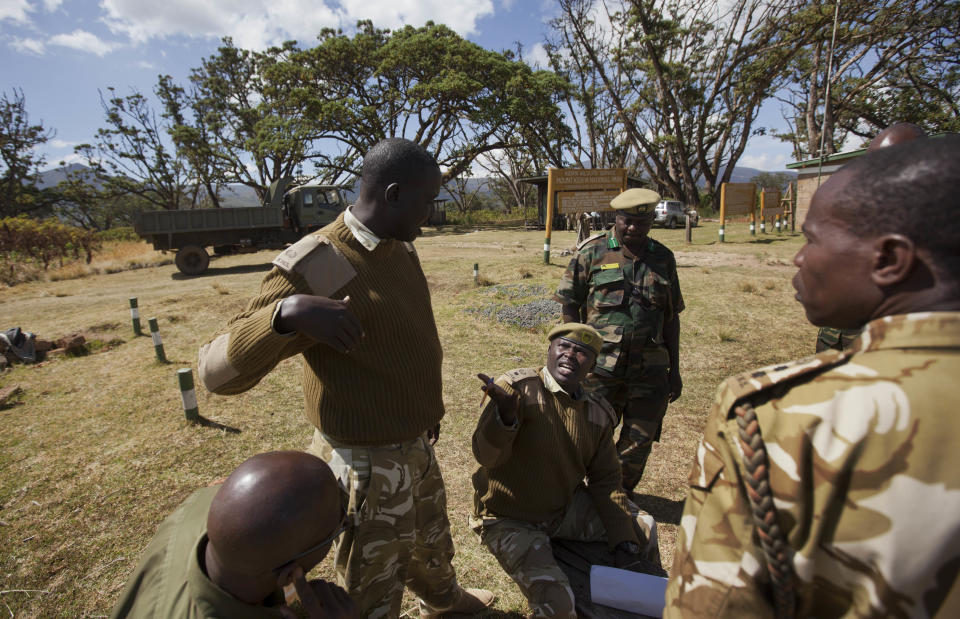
553, 252, 590, 309
585, 421, 640, 548
664, 403, 772, 618
197, 267, 316, 395
472, 376, 520, 468
668, 253, 684, 319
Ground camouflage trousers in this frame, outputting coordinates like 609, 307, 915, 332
309, 430, 459, 618
588, 371, 670, 490
472, 486, 658, 618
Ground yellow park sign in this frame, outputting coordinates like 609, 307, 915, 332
558, 190, 623, 213
543, 168, 628, 262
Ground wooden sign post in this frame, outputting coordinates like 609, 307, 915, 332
544, 168, 627, 263
719, 183, 756, 243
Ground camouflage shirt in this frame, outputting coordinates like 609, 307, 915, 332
666, 312, 960, 618
816, 325, 863, 353
554, 231, 684, 374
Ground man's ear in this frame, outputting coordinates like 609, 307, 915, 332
384, 182, 400, 204
871, 234, 916, 287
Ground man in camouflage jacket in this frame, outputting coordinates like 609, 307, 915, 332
666, 136, 960, 617
812, 122, 926, 356
555, 188, 684, 491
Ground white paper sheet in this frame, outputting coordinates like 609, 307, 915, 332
590, 565, 667, 618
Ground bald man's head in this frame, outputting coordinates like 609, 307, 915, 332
830, 135, 960, 279
206, 451, 342, 575
868, 122, 926, 152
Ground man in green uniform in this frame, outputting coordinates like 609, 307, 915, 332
110, 451, 357, 618
197, 139, 493, 618
471, 324, 659, 618
666, 136, 960, 617
814, 122, 927, 354
555, 188, 684, 491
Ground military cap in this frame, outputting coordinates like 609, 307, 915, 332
609, 188, 661, 215
547, 323, 602, 356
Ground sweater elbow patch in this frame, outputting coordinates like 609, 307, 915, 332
198, 333, 240, 392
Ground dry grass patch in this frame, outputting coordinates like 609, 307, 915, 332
0, 226, 816, 617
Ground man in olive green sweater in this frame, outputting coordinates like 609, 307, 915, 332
198, 139, 493, 618
472, 324, 659, 619
111, 451, 357, 619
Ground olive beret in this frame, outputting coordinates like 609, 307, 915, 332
547, 323, 602, 356
610, 188, 661, 215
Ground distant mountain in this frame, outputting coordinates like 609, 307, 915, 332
34, 165, 795, 206
36, 163, 95, 189
722, 166, 797, 185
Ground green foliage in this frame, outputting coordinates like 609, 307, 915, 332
0, 216, 101, 276
751, 172, 795, 192
0, 88, 58, 218
773, 0, 959, 159
445, 207, 523, 227
79, 87, 196, 211
155, 23, 567, 194
550, 0, 811, 212
95, 226, 139, 242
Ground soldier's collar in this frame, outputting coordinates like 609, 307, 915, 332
540, 367, 584, 400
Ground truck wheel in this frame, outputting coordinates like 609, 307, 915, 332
175, 245, 210, 275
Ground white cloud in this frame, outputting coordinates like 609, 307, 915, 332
9, 36, 45, 54
100, 0, 495, 50
136, 60, 155, 69
49, 29, 116, 56
43, 151, 87, 170
49, 138, 76, 149
338, 0, 494, 35
739, 151, 788, 171
42, 0, 62, 11
526, 42, 550, 69
0, 0, 32, 23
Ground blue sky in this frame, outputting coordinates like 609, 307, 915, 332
1, 0, 794, 172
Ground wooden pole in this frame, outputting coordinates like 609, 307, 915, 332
719, 183, 727, 243
148, 317, 166, 363
177, 368, 199, 421
685, 213, 692, 244
129, 297, 142, 336
544, 169, 556, 263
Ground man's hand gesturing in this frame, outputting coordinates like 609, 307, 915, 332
276, 294, 364, 354
477, 373, 520, 425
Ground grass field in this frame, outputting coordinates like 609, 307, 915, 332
0, 221, 814, 617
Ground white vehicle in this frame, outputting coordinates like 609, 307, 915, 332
654, 200, 698, 228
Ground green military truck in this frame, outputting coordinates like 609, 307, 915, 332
134, 178, 347, 275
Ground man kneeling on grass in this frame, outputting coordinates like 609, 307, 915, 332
470, 323, 659, 618
110, 451, 358, 619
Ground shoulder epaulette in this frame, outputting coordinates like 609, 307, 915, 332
586, 392, 618, 428
402, 241, 418, 255
272, 233, 357, 297
577, 232, 607, 251
718, 349, 852, 417
502, 368, 539, 385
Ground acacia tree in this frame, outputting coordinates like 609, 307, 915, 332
156, 75, 226, 208
443, 168, 488, 214
542, 9, 635, 170
476, 147, 539, 217
773, 0, 958, 159
550, 0, 814, 209
281, 21, 568, 183
0, 88, 57, 217
80, 87, 196, 211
